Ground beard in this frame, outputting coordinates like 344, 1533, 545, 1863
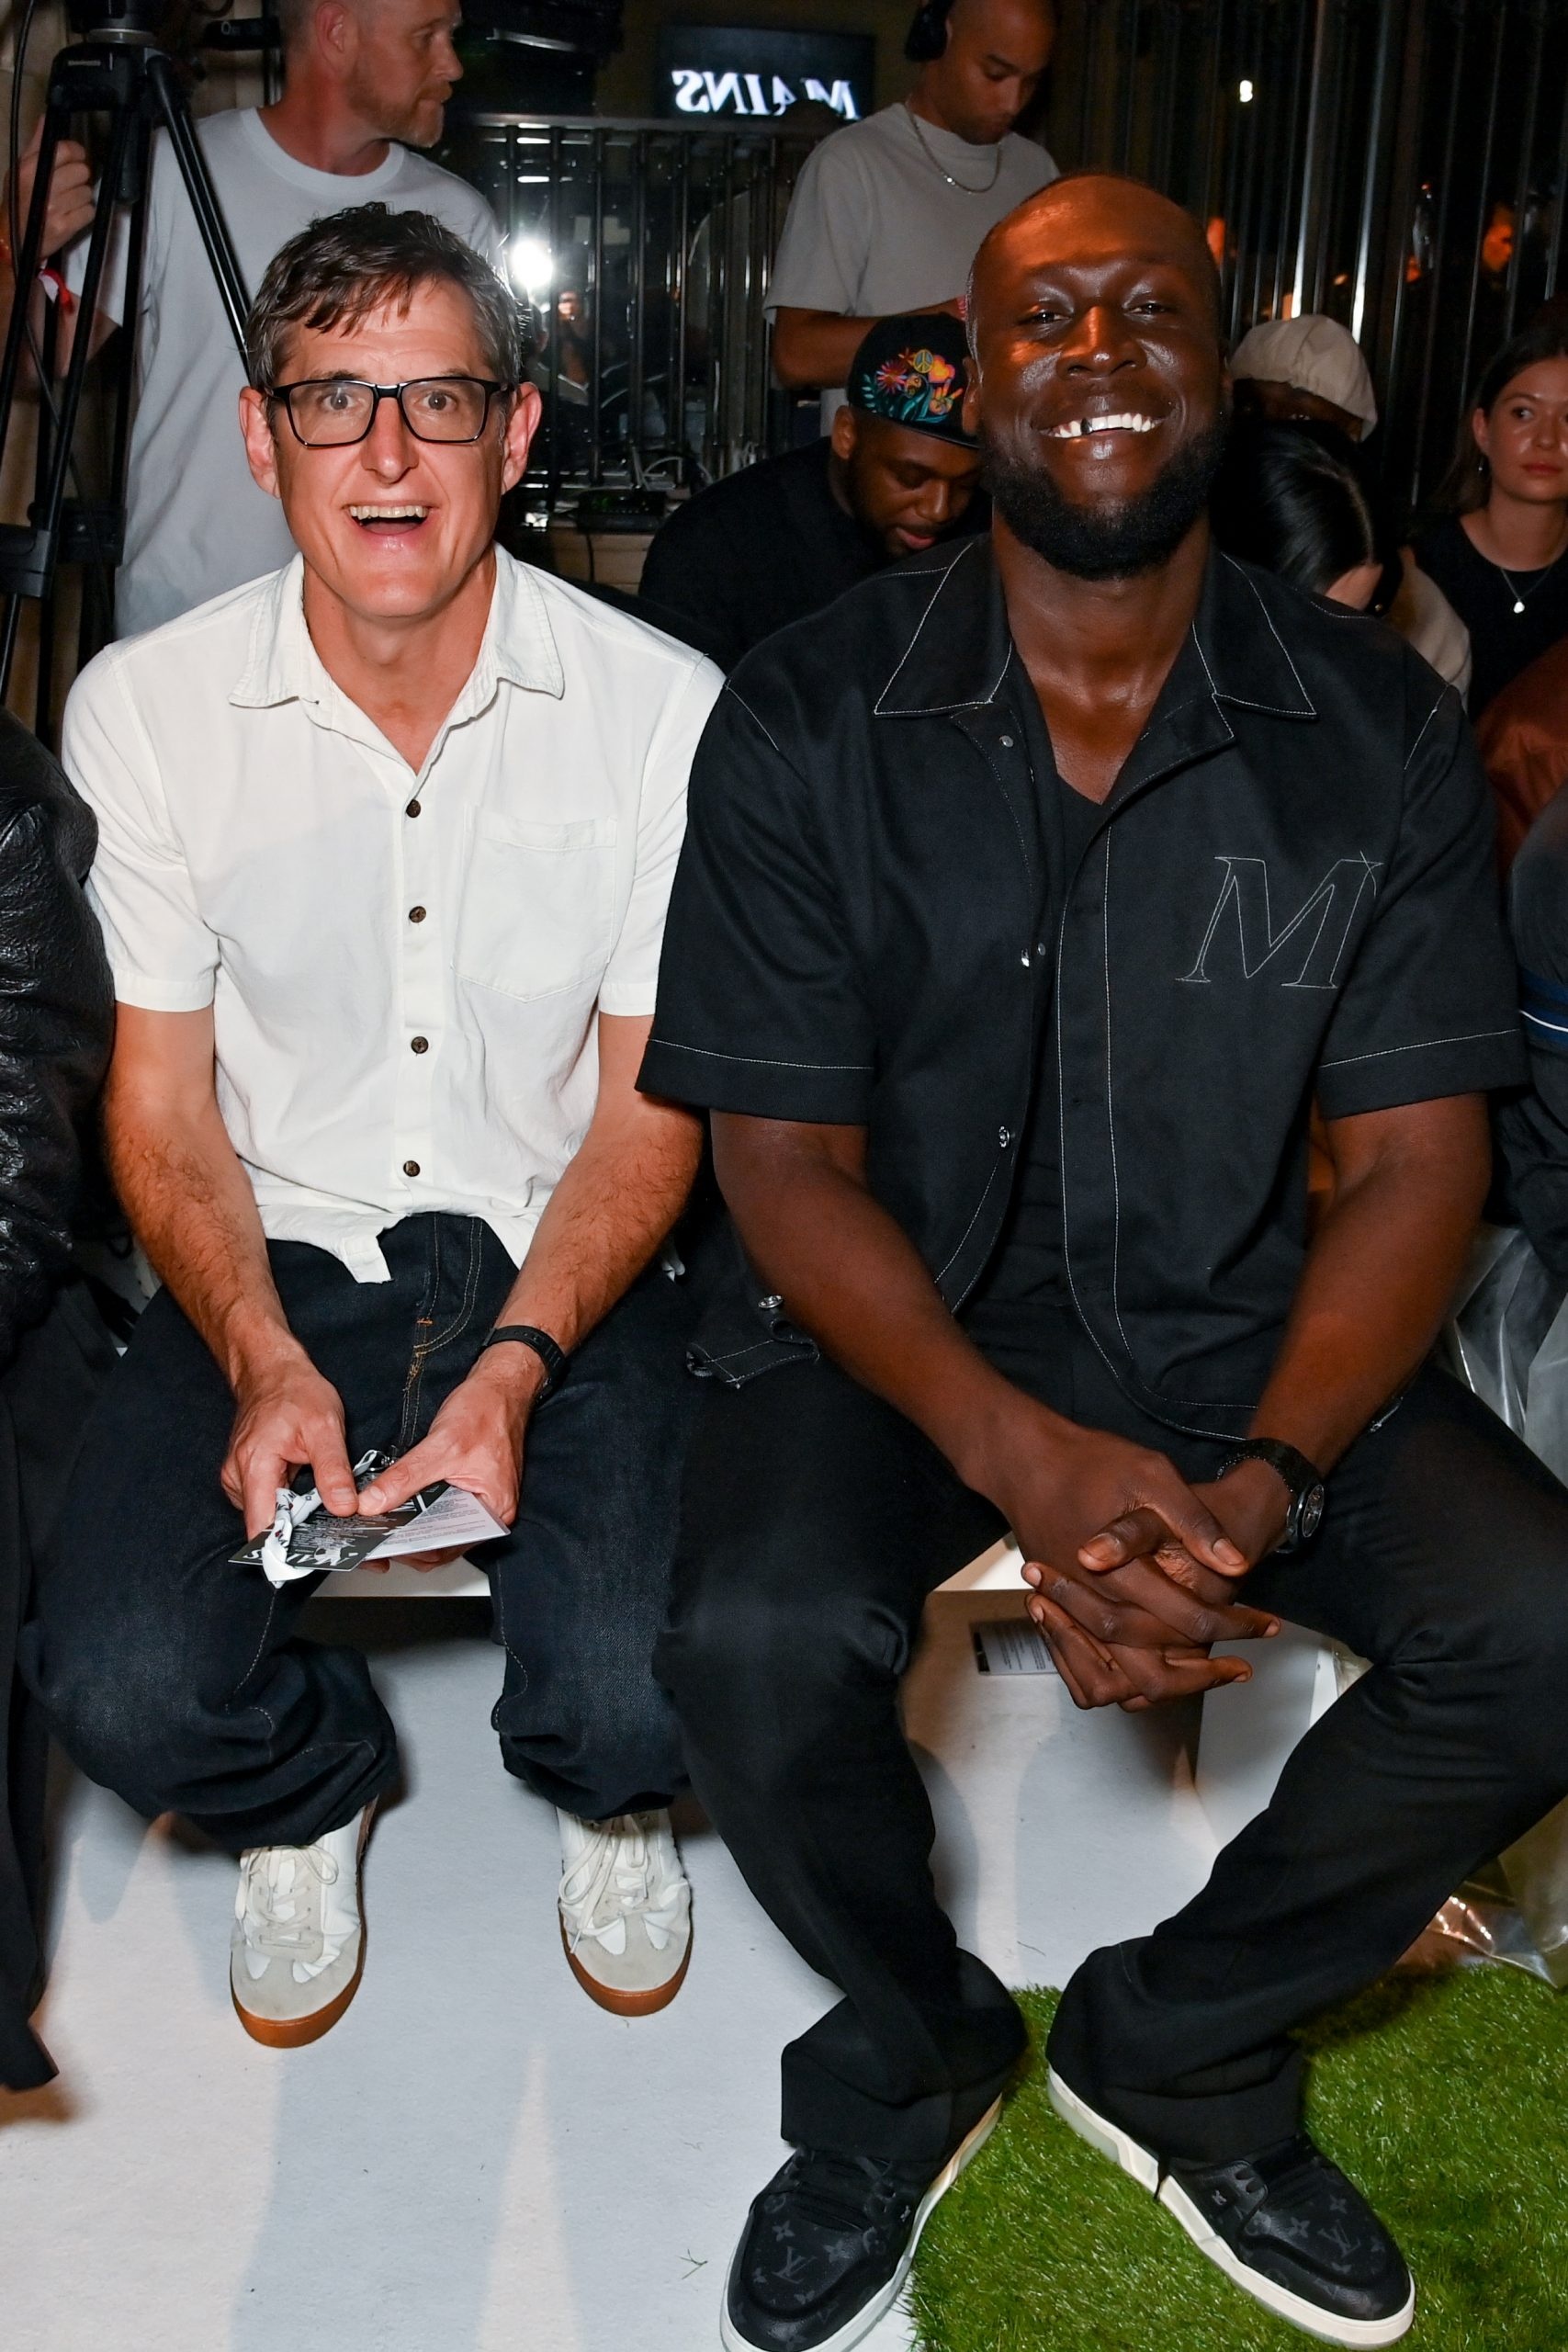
981, 414, 1230, 581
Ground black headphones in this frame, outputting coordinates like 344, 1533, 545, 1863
905, 0, 956, 63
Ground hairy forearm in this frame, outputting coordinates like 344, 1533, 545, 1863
1248, 1106, 1490, 1473
104, 1076, 299, 1391
496, 1101, 702, 1353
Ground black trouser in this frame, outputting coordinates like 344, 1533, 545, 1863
28, 1215, 707, 1854
658, 1308, 1568, 2167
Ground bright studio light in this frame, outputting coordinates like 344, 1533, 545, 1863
508, 235, 554, 300
1238, 77, 1255, 102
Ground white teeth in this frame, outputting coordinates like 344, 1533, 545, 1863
1048, 413, 1161, 439
347, 504, 428, 520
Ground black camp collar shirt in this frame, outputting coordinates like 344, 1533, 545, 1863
640, 538, 1526, 1440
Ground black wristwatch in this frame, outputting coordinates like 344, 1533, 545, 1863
1217, 1438, 1326, 1555
482, 1323, 570, 1400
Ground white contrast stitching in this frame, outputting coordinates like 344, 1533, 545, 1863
874, 543, 1010, 715
1402, 695, 1445, 771
1224, 558, 1317, 713
646, 1038, 873, 1072
726, 686, 784, 757
1100, 832, 1134, 1351
1319, 1026, 1517, 1069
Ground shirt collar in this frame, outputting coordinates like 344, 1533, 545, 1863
228, 546, 567, 715
874, 538, 1317, 723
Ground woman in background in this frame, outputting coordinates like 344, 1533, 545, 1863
1212, 417, 1472, 696
1415, 319, 1568, 716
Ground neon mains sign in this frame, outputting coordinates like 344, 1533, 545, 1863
668, 68, 861, 119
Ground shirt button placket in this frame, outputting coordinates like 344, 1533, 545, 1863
399, 777, 438, 1197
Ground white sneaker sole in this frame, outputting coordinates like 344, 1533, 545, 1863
1046, 2067, 1416, 2348
718, 2097, 1003, 2352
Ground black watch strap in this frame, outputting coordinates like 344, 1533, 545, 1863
1218, 1437, 1326, 1554
482, 1323, 570, 1399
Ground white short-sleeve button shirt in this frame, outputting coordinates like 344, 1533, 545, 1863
63, 550, 724, 1282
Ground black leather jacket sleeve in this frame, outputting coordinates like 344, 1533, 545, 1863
0, 715, 113, 1369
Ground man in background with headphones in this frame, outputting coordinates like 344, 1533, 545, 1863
767, 0, 1057, 425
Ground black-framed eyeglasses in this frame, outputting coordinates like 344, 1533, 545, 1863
269, 376, 514, 447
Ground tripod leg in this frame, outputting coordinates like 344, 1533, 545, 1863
0, 93, 73, 479
147, 56, 251, 368
0, 85, 140, 707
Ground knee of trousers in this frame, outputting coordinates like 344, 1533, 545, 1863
26, 1615, 245, 1814
1391, 1587, 1568, 1792
659, 1564, 908, 1757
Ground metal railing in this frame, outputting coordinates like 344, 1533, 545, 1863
1054, 0, 1568, 518
440, 114, 818, 503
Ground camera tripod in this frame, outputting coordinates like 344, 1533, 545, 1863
0, 0, 255, 732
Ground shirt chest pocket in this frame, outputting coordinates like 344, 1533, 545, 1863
456, 814, 619, 1001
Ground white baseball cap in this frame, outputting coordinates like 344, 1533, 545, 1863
1230, 315, 1379, 435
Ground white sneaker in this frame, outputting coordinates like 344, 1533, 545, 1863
231, 1803, 374, 2048
557, 1807, 693, 2016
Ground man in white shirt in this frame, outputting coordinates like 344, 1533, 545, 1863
51, 0, 500, 637
767, 0, 1057, 422
29, 207, 723, 2049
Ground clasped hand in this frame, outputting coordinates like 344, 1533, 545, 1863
992, 1418, 1285, 1713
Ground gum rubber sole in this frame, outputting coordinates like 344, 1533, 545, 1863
231, 1801, 376, 2051
1046, 2067, 1416, 2348
558, 1913, 694, 2017
232, 1953, 366, 2049
719, 2096, 1004, 2352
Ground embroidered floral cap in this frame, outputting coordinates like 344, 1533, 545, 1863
846, 312, 978, 447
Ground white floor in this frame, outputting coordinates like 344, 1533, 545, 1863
1, 1589, 1224, 2352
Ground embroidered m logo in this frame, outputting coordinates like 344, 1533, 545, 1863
1179, 855, 1381, 990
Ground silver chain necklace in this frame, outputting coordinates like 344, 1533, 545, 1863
905, 104, 1003, 194
1497, 540, 1568, 616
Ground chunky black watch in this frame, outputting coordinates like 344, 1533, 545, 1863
482, 1323, 570, 1400
1217, 1437, 1326, 1555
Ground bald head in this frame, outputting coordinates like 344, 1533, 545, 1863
970, 173, 1222, 342
276, 0, 463, 153
912, 0, 1055, 147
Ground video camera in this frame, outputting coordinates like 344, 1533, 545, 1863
62, 0, 279, 57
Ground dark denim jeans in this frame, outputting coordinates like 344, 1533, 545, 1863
28, 1215, 707, 1852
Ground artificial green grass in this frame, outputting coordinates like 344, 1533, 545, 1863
908, 1970, 1568, 2351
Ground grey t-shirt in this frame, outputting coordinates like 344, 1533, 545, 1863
68, 108, 502, 639
765, 102, 1056, 421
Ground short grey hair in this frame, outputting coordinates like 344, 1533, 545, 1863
246, 203, 525, 394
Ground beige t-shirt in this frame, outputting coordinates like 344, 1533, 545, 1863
766, 102, 1056, 421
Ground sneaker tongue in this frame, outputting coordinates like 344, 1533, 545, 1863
788, 2148, 918, 2231
1245, 2134, 1336, 2212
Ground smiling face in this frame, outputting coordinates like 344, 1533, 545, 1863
339, 0, 463, 149
964, 175, 1228, 576
1473, 360, 1568, 509
241, 276, 538, 629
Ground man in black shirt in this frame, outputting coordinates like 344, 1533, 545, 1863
642, 175, 1568, 2352
638, 313, 982, 671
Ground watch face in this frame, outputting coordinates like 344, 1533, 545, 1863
1296, 1482, 1326, 1544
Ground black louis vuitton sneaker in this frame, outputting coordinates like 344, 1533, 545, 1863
720, 2099, 1002, 2352
1048, 2064, 1415, 2346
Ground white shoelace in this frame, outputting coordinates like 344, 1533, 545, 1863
235, 1843, 344, 1982
558, 1815, 687, 1958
